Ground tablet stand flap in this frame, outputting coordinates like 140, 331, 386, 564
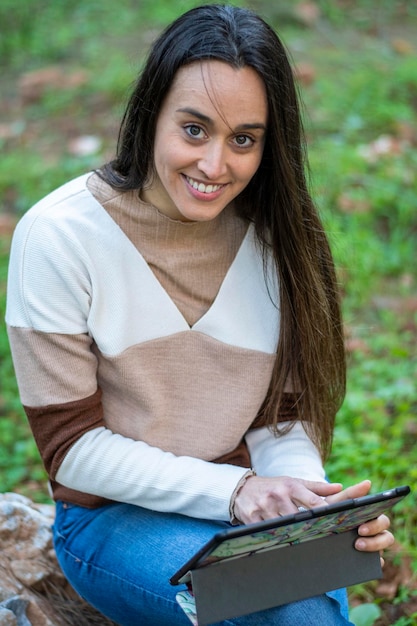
190, 529, 382, 625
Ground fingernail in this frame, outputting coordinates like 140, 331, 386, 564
356, 539, 366, 550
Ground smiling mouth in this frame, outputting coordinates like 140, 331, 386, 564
185, 176, 224, 194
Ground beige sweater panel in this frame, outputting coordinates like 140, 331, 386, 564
87, 173, 249, 326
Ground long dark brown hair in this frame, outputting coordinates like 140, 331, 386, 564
99, 4, 346, 460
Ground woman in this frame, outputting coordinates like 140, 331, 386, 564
6, 4, 393, 625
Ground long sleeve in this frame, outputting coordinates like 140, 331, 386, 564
245, 423, 326, 482
56, 427, 249, 519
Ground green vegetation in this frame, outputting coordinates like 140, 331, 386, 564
0, 1, 416, 623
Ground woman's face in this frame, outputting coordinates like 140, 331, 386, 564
142, 60, 268, 222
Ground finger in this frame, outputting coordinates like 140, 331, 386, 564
358, 514, 391, 536
290, 482, 339, 511
260, 488, 301, 518
302, 480, 344, 499
251, 481, 327, 519
326, 480, 372, 504
355, 530, 394, 552
248, 513, 266, 524
238, 507, 267, 524
277, 499, 299, 517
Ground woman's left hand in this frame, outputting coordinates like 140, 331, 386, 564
354, 513, 394, 565
325, 479, 395, 565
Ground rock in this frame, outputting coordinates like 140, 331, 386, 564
9, 562, 47, 590
0, 607, 18, 626
0, 598, 30, 626
0, 494, 117, 625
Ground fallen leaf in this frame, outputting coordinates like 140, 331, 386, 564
294, 2, 320, 26
391, 38, 415, 55
0, 214, 18, 237
394, 121, 417, 145
345, 338, 370, 355
294, 62, 316, 86
372, 296, 417, 313
18, 66, 89, 104
337, 193, 371, 214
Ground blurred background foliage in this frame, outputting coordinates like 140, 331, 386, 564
0, 1, 416, 623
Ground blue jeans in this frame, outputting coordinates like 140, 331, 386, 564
53, 501, 354, 626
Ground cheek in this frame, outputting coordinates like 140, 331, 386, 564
153, 151, 173, 183
155, 142, 187, 178
238, 154, 263, 184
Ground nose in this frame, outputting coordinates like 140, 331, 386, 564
197, 140, 228, 181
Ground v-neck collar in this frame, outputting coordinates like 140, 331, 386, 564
87, 173, 249, 328
82, 173, 279, 353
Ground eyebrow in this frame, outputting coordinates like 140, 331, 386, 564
176, 107, 266, 132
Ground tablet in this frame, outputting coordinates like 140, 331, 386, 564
170, 485, 410, 585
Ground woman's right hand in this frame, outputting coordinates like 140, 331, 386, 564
233, 475, 343, 524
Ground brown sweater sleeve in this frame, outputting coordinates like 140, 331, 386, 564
24, 387, 104, 479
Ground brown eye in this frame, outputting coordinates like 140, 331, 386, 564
234, 135, 253, 147
185, 125, 204, 138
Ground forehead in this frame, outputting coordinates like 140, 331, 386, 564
161, 60, 268, 125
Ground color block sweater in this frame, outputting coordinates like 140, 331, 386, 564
6, 173, 325, 521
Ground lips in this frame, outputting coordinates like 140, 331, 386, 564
185, 175, 224, 194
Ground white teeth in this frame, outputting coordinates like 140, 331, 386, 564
187, 177, 222, 194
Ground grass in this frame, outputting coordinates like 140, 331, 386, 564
0, 1, 416, 623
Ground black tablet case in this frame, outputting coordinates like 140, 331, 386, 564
188, 529, 381, 624
172, 486, 411, 625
